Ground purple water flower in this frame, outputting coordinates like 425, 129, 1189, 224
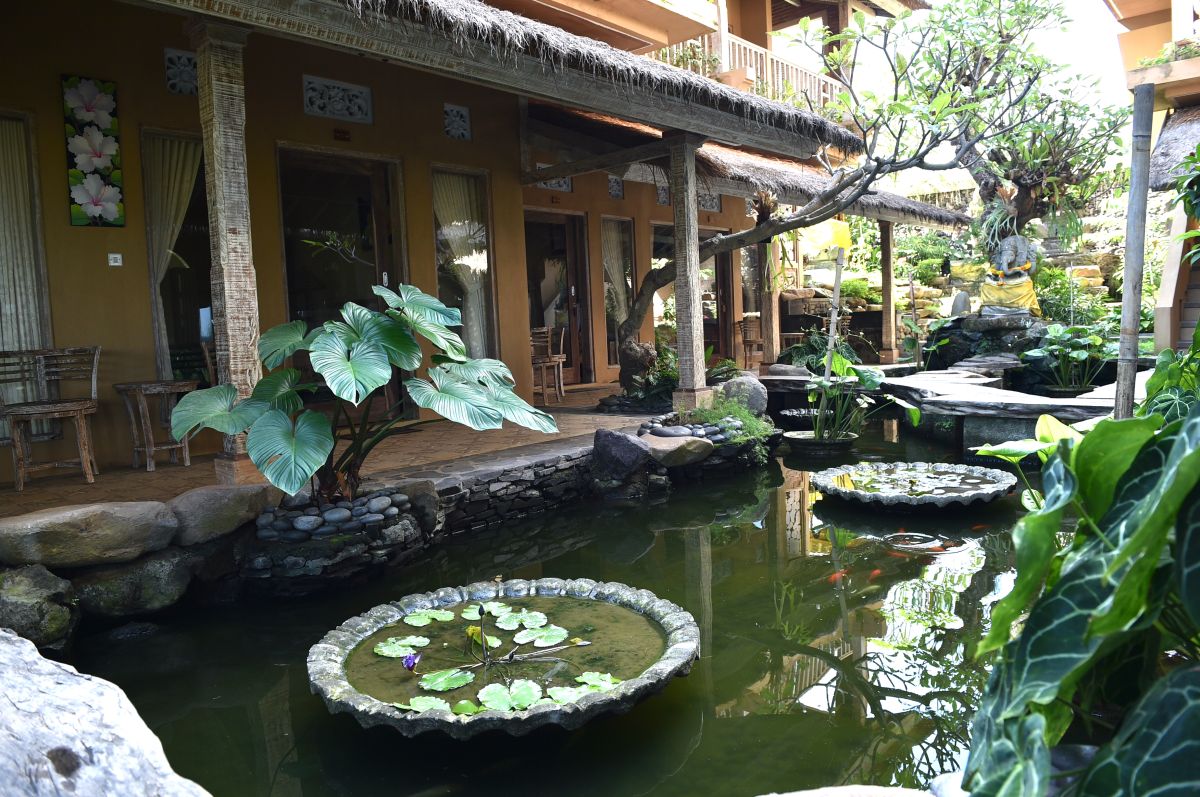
402, 652, 421, 672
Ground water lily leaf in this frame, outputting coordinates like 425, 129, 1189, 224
419, 668, 475, 692
477, 683, 513, 712
393, 695, 450, 713
513, 624, 568, 647
576, 672, 622, 691
461, 602, 510, 620
465, 625, 501, 649
508, 680, 542, 710
547, 685, 591, 704
495, 609, 548, 631
452, 700, 482, 716
402, 609, 455, 627
373, 635, 430, 658
245, 409, 334, 496
171, 384, 267, 440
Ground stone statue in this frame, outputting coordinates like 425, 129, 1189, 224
980, 235, 1041, 317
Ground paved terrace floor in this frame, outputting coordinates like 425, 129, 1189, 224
0, 385, 641, 519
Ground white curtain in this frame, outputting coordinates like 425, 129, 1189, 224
432, 172, 491, 359
0, 117, 51, 440
143, 134, 203, 379
601, 219, 631, 327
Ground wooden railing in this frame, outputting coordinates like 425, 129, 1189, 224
651, 32, 841, 110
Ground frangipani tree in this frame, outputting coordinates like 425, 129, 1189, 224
172, 283, 556, 498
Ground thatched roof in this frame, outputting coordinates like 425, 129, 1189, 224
344, 0, 861, 154
528, 104, 968, 228
1151, 106, 1200, 191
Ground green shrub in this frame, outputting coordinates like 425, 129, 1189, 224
1034, 266, 1107, 325
913, 258, 943, 285
839, 278, 872, 301
779, 327, 861, 371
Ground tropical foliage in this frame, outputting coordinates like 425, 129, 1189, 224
779, 327, 861, 372
808, 354, 884, 441
1020, 323, 1117, 389
172, 284, 555, 497
1139, 329, 1200, 424
964, 406, 1200, 795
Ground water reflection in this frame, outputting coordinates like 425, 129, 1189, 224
74, 426, 1017, 797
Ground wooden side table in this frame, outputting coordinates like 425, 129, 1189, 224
113, 380, 198, 471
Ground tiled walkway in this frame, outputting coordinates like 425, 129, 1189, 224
1, 385, 643, 518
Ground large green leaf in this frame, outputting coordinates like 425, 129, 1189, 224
976, 448, 1077, 656
338, 302, 423, 371
1143, 387, 1199, 425
482, 383, 558, 433
1092, 406, 1200, 635
386, 310, 467, 360
1076, 666, 1200, 796
495, 609, 547, 631
373, 635, 430, 658
477, 680, 543, 712
245, 409, 334, 495
249, 368, 308, 415
308, 331, 391, 405
259, 320, 316, 368
394, 695, 451, 713
512, 624, 568, 648
461, 601, 510, 620
171, 384, 266, 441
402, 609, 455, 627
1071, 415, 1163, 519
373, 284, 461, 327
404, 370, 504, 430
418, 668, 475, 692
975, 437, 1055, 466
576, 672, 622, 691
1175, 480, 1200, 628
434, 357, 515, 386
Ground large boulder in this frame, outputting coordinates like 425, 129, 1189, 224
0, 628, 210, 796
720, 376, 768, 414
72, 549, 196, 618
645, 435, 715, 468
169, 484, 281, 547
0, 565, 78, 651
0, 503, 177, 568
591, 429, 651, 482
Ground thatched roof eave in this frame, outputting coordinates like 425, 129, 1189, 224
1151, 106, 1200, 192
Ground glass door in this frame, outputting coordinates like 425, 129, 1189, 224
278, 149, 399, 411
524, 211, 590, 384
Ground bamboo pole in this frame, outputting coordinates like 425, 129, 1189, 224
1116, 83, 1155, 419
823, 248, 846, 380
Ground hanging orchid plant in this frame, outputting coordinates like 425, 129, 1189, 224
171, 283, 557, 498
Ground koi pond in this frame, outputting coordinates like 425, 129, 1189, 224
74, 422, 1021, 796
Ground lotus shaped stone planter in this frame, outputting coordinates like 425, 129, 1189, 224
307, 578, 699, 739
811, 462, 1016, 510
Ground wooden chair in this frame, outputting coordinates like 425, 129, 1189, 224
1, 347, 101, 491
738, 317, 764, 368
531, 326, 566, 404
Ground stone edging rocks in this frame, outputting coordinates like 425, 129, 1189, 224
811, 462, 1017, 509
308, 578, 699, 740
0, 628, 211, 796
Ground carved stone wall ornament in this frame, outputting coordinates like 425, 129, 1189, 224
302, 75, 373, 124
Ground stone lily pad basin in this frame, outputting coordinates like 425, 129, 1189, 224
307, 578, 699, 739
811, 462, 1017, 510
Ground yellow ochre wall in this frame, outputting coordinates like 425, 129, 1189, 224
1, 0, 535, 484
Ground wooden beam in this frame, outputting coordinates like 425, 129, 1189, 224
878, 220, 898, 363
520, 139, 672, 185
142, 0, 824, 161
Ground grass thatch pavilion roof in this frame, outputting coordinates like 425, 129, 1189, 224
527, 103, 968, 229
1150, 106, 1200, 191
343, 0, 862, 154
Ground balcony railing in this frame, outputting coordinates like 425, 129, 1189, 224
651, 32, 841, 110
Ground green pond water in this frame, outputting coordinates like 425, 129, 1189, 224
74, 423, 1021, 797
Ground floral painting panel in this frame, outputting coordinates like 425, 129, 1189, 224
63, 75, 124, 227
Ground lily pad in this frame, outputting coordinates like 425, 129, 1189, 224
477, 679, 543, 712
418, 668, 475, 692
373, 635, 431, 658
512, 624, 568, 648
495, 609, 548, 631
394, 695, 451, 713
402, 609, 455, 627
577, 672, 622, 692
547, 685, 591, 704
452, 700, 482, 716
461, 601, 511, 620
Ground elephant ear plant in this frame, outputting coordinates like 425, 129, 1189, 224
962, 404, 1200, 796
171, 284, 557, 498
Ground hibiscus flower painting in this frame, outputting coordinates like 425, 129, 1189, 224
63, 75, 124, 226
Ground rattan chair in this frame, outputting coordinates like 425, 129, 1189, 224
738, 317, 764, 368
0, 347, 101, 490
531, 326, 566, 404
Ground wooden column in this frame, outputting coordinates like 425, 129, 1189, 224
669, 134, 712, 409
191, 21, 263, 475
878, 220, 898, 364
759, 241, 781, 367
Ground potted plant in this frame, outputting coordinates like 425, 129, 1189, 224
1021, 322, 1117, 397
172, 283, 556, 499
784, 352, 884, 456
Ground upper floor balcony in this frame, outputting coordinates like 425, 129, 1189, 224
649, 32, 842, 111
